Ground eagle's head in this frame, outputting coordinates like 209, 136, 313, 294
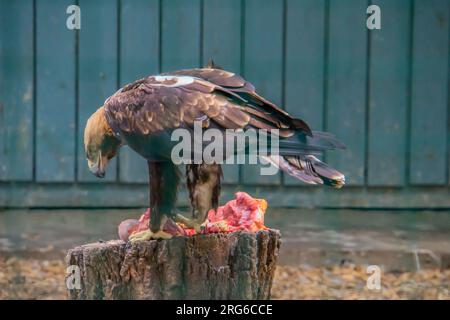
84, 106, 121, 178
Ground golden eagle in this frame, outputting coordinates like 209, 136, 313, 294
84, 62, 345, 240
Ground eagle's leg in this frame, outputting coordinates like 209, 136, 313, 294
176, 163, 222, 233
129, 161, 180, 241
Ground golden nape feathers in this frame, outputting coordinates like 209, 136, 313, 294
84, 106, 121, 178
84, 106, 114, 148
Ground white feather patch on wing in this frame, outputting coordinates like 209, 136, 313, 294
153, 75, 195, 87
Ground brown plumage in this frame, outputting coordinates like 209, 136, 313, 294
104, 68, 312, 139
84, 61, 345, 239
186, 163, 222, 223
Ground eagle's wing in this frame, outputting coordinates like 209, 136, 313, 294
104, 68, 311, 139
104, 68, 346, 188
167, 68, 312, 135
165, 68, 251, 89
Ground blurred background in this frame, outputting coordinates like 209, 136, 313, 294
0, 0, 449, 299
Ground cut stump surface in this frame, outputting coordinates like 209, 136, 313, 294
66, 230, 281, 300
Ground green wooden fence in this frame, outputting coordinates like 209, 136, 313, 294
0, 0, 449, 208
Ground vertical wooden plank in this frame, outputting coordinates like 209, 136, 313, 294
77, 0, 118, 182
410, 0, 449, 185
203, 0, 241, 184
119, 0, 160, 183
161, 0, 201, 72
203, 0, 241, 70
0, 0, 34, 181
35, 0, 76, 182
284, 0, 326, 185
326, 0, 368, 186
367, 0, 410, 186
241, 0, 283, 185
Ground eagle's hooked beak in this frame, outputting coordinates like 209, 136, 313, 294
88, 153, 106, 178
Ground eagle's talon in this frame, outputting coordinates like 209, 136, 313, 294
176, 213, 208, 234
152, 230, 173, 240
128, 230, 153, 242
192, 220, 208, 234
198, 219, 209, 234
128, 229, 172, 242
193, 224, 203, 234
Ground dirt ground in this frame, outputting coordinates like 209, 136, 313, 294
272, 265, 450, 300
0, 257, 449, 300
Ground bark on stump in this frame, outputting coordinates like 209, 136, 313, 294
66, 230, 281, 300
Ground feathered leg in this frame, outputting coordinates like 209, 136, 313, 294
176, 163, 222, 232
130, 161, 180, 241
148, 161, 180, 232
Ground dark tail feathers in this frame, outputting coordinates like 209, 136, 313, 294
262, 154, 345, 188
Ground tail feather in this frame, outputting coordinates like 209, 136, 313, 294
279, 130, 346, 154
262, 154, 345, 188
309, 131, 346, 150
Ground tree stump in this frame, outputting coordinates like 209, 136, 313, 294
66, 230, 281, 300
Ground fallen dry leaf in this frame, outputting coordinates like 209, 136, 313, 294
1, 257, 449, 300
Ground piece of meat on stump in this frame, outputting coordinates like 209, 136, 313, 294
118, 192, 269, 241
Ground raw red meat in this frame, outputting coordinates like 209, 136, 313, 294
118, 192, 268, 241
